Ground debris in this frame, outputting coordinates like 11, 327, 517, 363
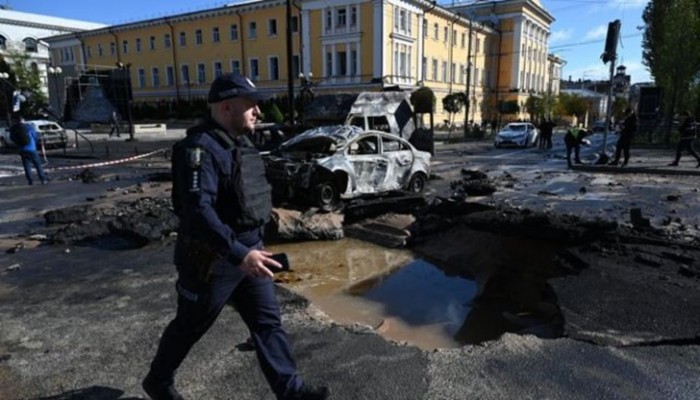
5, 243, 25, 254
630, 208, 651, 229
666, 194, 681, 201
5, 263, 20, 271
28, 234, 48, 241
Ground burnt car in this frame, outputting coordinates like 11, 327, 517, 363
263, 125, 431, 210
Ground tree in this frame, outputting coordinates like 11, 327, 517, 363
524, 95, 545, 122
442, 92, 467, 141
557, 93, 588, 122
611, 96, 629, 121
642, 0, 700, 142
1, 51, 47, 118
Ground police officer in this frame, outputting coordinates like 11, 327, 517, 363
142, 73, 330, 400
668, 111, 700, 167
564, 125, 587, 168
609, 108, 637, 167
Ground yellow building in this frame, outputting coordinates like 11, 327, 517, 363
43, 0, 561, 124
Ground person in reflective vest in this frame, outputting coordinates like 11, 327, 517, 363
564, 125, 588, 168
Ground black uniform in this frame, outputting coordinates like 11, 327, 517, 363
145, 119, 304, 399
669, 115, 700, 167
610, 112, 637, 166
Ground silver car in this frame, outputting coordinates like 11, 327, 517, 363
264, 125, 431, 210
494, 122, 539, 148
0, 119, 68, 149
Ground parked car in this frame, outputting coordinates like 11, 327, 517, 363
0, 120, 68, 149
263, 125, 431, 210
494, 122, 539, 148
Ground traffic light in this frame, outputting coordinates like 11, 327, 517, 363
601, 20, 621, 64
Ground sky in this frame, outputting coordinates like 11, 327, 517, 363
8, 0, 652, 84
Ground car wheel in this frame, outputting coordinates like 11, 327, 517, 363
406, 173, 427, 194
314, 181, 339, 211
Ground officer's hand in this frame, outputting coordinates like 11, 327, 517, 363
240, 250, 279, 279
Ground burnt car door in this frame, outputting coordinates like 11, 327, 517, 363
346, 134, 390, 194
380, 134, 414, 190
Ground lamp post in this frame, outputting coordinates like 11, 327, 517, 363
116, 62, 135, 141
47, 66, 63, 120
298, 72, 313, 126
0, 72, 10, 122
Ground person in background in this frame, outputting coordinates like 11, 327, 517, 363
10, 114, 47, 185
564, 124, 588, 168
668, 111, 700, 168
109, 110, 121, 138
609, 108, 637, 167
539, 118, 555, 150
142, 73, 330, 400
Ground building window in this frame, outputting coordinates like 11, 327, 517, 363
195, 29, 203, 45
350, 49, 358, 76
214, 61, 223, 78
197, 63, 206, 84
249, 59, 259, 81
212, 27, 220, 43
164, 33, 171, 48
431, 59, 437, 81
337, 8, 346, 28
476, 38, 481, 54
138, 68, 146, 88
451, 63, 456, 83
0, 35, 6, 50
423, 20, 427, 37
461, 33, 466, 48
122, 40, 128, 54
152, 67, 160, 87
110, 42, 116, 56
86, 46, 92, 58
422, 57, 427, 80
291, 16, 299, 33
338, 51, 347, 76
248, 22, 257, 39
231, 59, 241, 75
166, 66, 175, 86
443, 27, 448, 43
150, 36, 156, 50
460, 64, 465, 84
350, 6, 357, 27
97, 44, 103, 56
23, 38, 38, 52
181, 65, 190, 84
179, 32, 186, 47
268, 19, 277, 36
325, 51, 332, 77
326, 10, 332, 31
269, 56, 279, 80
433, 24, 438, 40
230, 24, 238, 40
136, 38, 142, 53
292, 55, 300, 78
441, 61, 447, 82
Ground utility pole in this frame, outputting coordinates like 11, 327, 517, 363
464, 17, 473, 130
286, 0, 294, 126
598, 19, 620, 164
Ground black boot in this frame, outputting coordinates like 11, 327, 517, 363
142, 373, 184, 400
291, 384, 331, 400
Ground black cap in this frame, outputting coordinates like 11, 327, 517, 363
207, 73, 269, 103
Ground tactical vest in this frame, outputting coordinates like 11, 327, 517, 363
177, 121, 272, 230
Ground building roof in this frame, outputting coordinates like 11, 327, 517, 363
561, 88, 606, 98
0, 8, 106, 32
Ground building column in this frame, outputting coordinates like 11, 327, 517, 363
372, 0, 384, 81
301, 10, 312, 75
511, 17, 523, 90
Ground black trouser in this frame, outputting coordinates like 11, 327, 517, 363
147, 257, 303, 399
673, 138, 700, 164
613, 133, 633, 164
564, 133, 581, 167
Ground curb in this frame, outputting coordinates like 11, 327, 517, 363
571, 164, 700, 176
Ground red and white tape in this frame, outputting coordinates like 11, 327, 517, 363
45, 148, 168, 172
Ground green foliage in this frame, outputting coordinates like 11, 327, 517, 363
524, 95, 544, 121
442, 92, 467, 115
410, 87, 436, 113
263, 102, 284, 124
612, 97, 629, 120
498, 100, 520, 114
1, 51, 47, 118
557, 93, 588, 119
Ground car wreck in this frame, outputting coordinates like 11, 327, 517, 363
263, 125, 431, 210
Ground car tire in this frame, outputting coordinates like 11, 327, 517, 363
314, 181, 339, 211
406, 173, 427, 194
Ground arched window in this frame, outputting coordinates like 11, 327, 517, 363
0, 35, 6, 50
24, 38, 38, 52
30, 62, 38, 73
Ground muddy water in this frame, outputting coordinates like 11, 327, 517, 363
268, 238, 477, 349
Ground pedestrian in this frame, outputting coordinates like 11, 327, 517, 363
539, 119, 555, 150
109, 110, 121, 137
668, 111, 700, 168
142, 73, 330, 400
609, 108, 637, 167
9, 114, 47, 185
564, 125, 588, 168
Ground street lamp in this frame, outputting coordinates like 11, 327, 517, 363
0, 72, 10, 121
298, 72, 313, 126
47, 66, 63, 120
116, 62, 135, 141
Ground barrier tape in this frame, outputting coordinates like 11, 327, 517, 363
45, 148, 168, 172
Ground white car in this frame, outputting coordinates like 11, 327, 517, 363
264, 125, 431, 210
0, 120, 69, 149
494, 122, 539, 148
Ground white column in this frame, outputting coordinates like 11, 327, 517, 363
417, 14, 424, 82
511, 17, 523, 89
302, 10, 312, 75
373, 0, 384, 81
